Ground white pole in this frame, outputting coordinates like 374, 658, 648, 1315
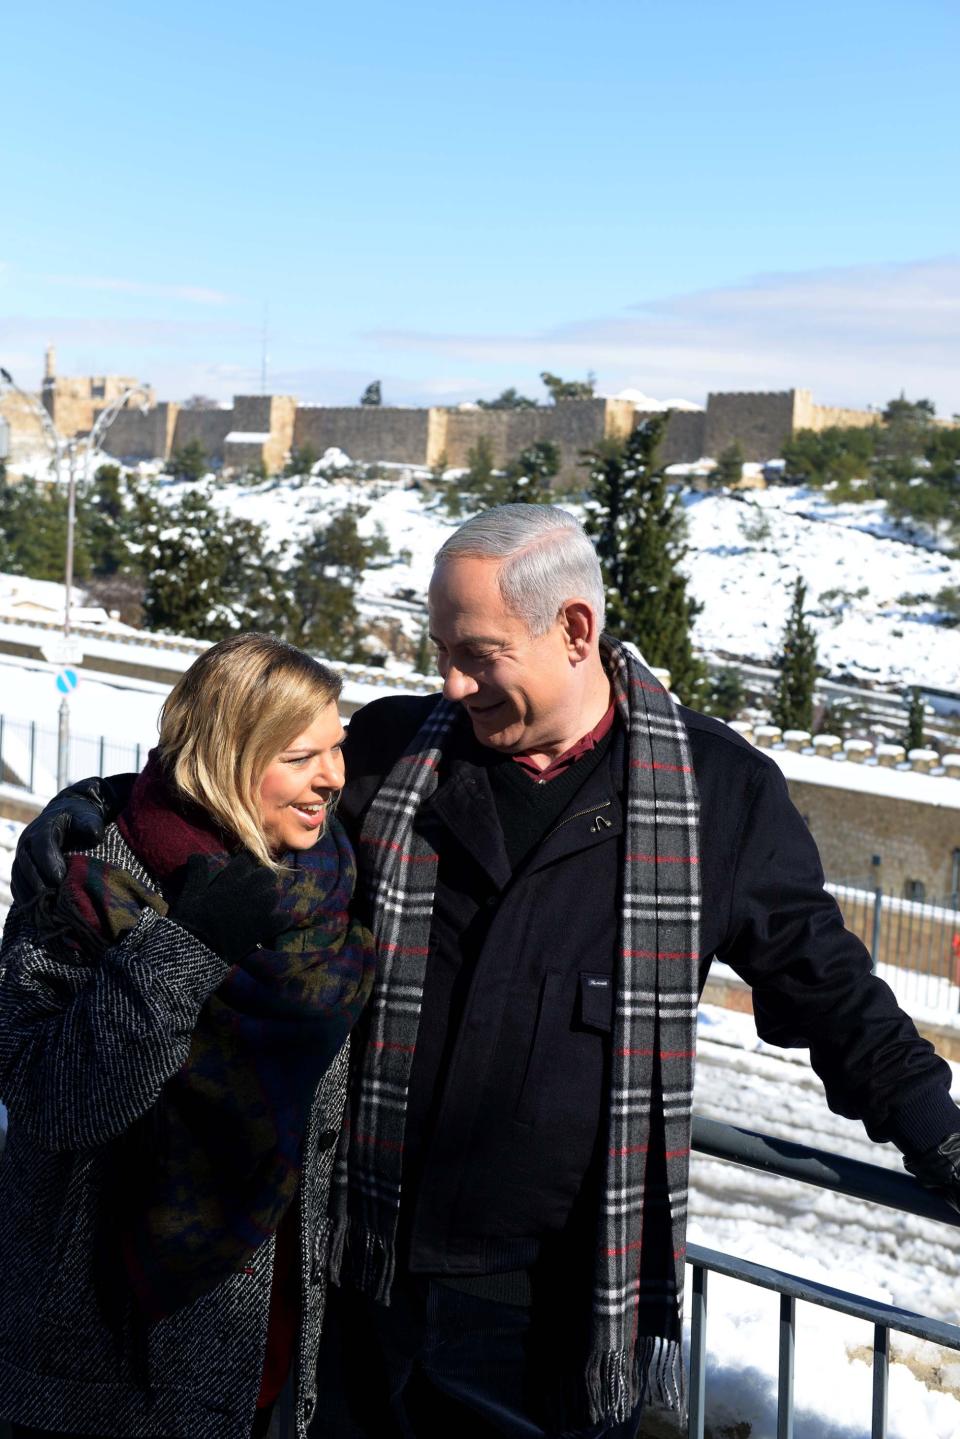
57, 695, 70, 790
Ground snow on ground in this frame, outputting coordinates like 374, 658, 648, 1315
0, 650, 166, 788
682, 487, 960, 691
689, 1004, 960, 1437
196, 468, 960, 694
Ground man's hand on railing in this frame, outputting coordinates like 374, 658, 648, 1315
904, 1131, 960, 1214
11, 774, 135, 907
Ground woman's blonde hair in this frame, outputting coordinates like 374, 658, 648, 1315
158, 633, 342, 867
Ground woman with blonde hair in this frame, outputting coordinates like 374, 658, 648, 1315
0, 633, 376, 1439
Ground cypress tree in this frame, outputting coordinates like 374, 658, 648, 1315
772, 578, 818, 731
904, 687, 926, 752
583, 416, 705, 700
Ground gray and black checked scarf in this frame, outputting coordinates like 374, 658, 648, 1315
330, 636, 700, 1423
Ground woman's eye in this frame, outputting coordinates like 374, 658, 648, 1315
286, 755, 310, 766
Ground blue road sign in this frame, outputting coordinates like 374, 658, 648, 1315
55, 668, 79, 696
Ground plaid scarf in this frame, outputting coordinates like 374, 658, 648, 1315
330, 638, 700, 1422
51, 754, 376, 1322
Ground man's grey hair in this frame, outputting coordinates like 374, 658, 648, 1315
434, 503, 606, 637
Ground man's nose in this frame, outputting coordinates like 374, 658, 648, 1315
442, 665, 478, 703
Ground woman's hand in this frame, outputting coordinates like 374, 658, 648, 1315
12, 775, 135, 904
166, 852, 284, 964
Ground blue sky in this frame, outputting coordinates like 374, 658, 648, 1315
2, 0, 958, 411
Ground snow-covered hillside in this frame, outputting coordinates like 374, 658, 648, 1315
197, 465, 960, 694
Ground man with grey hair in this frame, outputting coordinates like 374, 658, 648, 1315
312, 502, 960, 1437
15, 503, 960, 1439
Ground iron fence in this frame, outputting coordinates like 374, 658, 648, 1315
828, 880, 960, 1016
688, 1116, 960, 1439
0, 712, 145, 797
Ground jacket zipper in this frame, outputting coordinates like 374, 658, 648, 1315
543, 798, 613, 843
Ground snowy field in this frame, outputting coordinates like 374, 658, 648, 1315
198, 465, 960, 694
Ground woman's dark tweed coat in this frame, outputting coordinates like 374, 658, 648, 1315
0, 824, 347, 1439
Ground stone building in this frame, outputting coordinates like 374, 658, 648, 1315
40, 346, 154, 437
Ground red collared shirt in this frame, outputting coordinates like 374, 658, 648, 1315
512, 702, 616, 784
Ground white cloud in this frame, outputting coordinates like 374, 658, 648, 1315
367, 257, 960, 414
44, 274, 234, 305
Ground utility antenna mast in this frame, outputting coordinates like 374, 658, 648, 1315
260, 303, 269, 395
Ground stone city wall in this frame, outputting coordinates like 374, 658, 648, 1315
227, 395, 297, 473
431, 399, 613, 483
633, 408, 707, 466
792, 388, 881, 434
100, 403, 180, 462
292, 407, 431, 466
703, 390, 799, 462
5, 368, 892, 478
170, 407, 234, 465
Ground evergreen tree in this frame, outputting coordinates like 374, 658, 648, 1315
80, 465, 155, 578
281, 506, 390, 660
782, 425, 877, 491
540, 370, 596, 403
360, 381, 382, 407
165, 440, 208, 483
140, 487, 283, 639
0, 475, 92, 581
772, 578, 818, 732
713, 442, 745, 488
704, 666, 745, 720
476, 388, 538, 410
442, 437, 501, 517
284, 443, 319, 479
413, 625, 433, 675
503, 442, 559, 504
904, 687, 926, 752
583, 417, 705, 700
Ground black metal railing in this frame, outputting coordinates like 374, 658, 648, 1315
0, 710, 145, 796
688, 1116, 960, 1439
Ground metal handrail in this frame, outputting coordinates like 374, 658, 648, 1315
688, 1115, 960, 1439
692, 1114, 960, 1228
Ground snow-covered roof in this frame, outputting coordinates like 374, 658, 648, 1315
224, 431, 271, 445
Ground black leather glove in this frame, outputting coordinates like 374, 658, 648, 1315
904, 1131, 960, 1214
166, 851, 285, 965
11, 774, 136, 907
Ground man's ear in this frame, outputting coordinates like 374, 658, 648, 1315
559, 600, 596, 661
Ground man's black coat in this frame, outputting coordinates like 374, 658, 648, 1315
339, 693, 959, 1275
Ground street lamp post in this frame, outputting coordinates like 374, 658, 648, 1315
0, 367, 150, 790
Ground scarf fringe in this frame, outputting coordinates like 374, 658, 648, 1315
329, 1218, 397, 1306
585, 1337, 684, 1424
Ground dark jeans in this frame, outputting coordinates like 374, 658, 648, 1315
313, 1280, 645, 1439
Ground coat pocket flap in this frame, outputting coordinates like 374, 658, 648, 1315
579, 971, 614, 1031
